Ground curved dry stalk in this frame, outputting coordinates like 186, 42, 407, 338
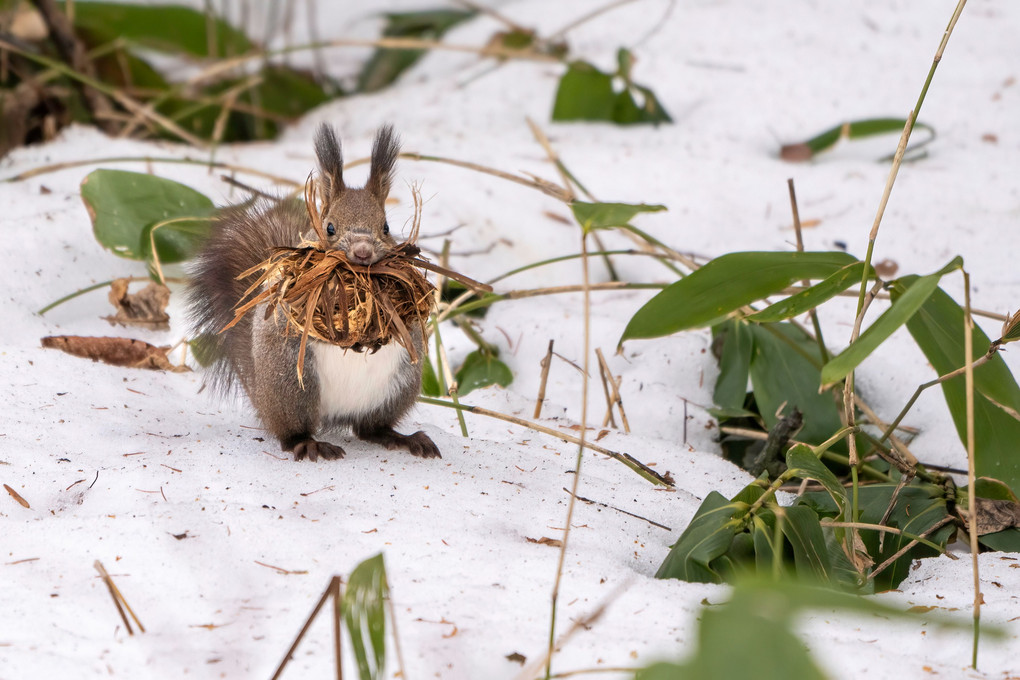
416, 396, 671, 487
3, 155, 300, 185
185, 36, 561, 89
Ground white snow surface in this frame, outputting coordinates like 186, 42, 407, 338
2, 1, 1020, 678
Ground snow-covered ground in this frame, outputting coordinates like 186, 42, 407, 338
2, 1, 1018, 678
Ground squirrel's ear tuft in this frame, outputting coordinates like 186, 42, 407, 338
367, 125, 399, 202
314, 123, 344, 201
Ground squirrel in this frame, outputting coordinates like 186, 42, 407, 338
187, 124, 440, 462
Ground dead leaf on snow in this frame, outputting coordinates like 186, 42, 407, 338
104, 278, 170, 330
4, 483, 30, 509
957, 497, 1020, 535
526, 536, 563, 547
505, 652, 526, 665
41, 335, 189, 372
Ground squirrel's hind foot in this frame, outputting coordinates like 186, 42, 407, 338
356, 427, 441, 459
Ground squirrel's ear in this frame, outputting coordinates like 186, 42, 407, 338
314, 123, 344, 201
367, 125, 399, 202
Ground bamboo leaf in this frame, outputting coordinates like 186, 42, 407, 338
68, 2, 253, 57
621, 251, 857, 342
421, 355, 442, 397
569, 201, 666, 235
786, 444, 848, 515
712, 320, 753, 411
747, 261, 873, 323
747, 324, 845, 450
897, 283, 1020, 495
343, 554, 389, 680
820, 257, 962, 386
779, 505, 832, 583
655, 492, 743, 583
780, 117, 936, 162
357, 10, 475, 93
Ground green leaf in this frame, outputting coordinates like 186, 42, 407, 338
254, 65, 333, 119
820, 257, 962, 386
421, 355, 441, 397
455, 350, 513, 396
635, 576, 990, 680
898, 283, 1020, 496
779, 505, 832, 583
81, 170, 214, 263
751, 514, 779, 575
141, 215, 214, 264
978, 529, 1020, 552
786, 444, 848, 515
357, 10, 475, 92
552, 61, 617, 121
553, 53, 672, 125
780, 117, 936, 162
187, 333, 220, 368
801, 483, 954, 589
343, 554, 388, 680
621, 251, 857, 342
569, 201, 666, 234
655, 491, 743, 583
748, 261, 873, 323
971, 478, 1019, 503
68, 2, 252, 58
713, 320, 753, 411
623, 84, 673, 125
747, 324, 845, 450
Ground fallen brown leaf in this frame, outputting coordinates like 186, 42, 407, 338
104, 278, 170, 330
526, 536, 563, 547
41, 335, 189, 372
957, 497, 1020, 535
4, 483, 30, 508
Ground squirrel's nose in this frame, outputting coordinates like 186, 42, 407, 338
349, 240, 377, 265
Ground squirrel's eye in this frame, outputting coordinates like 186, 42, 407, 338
326, 222, 336, 236
383, 221, 390, 235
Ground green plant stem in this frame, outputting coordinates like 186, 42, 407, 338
488, 249, 673, 285
37, 279, 115, 315
432, 241, 468, 438
817, 451, 892, 482
416, 396, 670, 487
452, 317, 497, 355
439, 282, 664, 321
811, 426, 857, 457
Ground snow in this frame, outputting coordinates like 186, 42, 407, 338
2, 0, 1019, 678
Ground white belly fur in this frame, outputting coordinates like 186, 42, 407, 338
313, 341, 407, 417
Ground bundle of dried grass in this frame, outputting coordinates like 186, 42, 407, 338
222, 183, 490, 383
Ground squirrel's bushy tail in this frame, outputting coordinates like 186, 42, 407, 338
187, 199, 306, 396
